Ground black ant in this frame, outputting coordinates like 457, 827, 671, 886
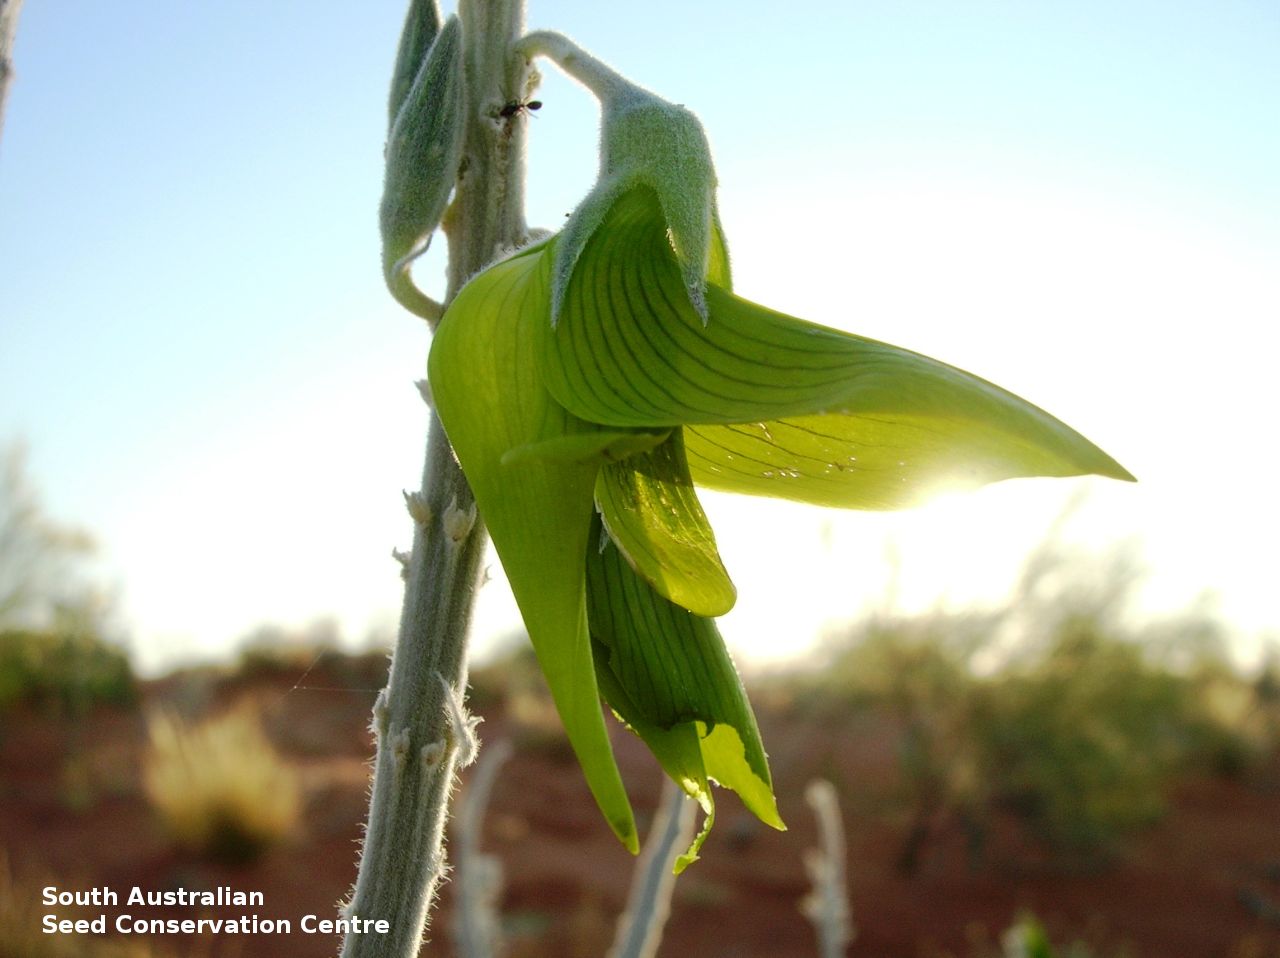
499, 98, 542, 119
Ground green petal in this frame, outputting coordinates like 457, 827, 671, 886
586, 516, 784, 834
596, 430, 736, 618
539, 186, 1133, 504
428, 242, 638, 852
683, 407, 1127, 509
698, 721, 781, 834
592, 648, 715, 872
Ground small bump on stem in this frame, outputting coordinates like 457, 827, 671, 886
442, 496, 478, 544
404, 489, 434, 526
371, 688, 390, 741
438, 672, 482, 767
390, 726, 412, 769
421, 740, 447, 768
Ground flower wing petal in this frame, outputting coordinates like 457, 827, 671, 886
429, 244, 638, 852
682, 405, 1125, 509
540, 186, 1132, 501
595, 430, 736, 618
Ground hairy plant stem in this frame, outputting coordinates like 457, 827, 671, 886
607, 779, 696, 958
452, 739, 513, 958
801, 780, 854, 958
0, 0, 25, 146
515, 31, 637, 102
341, 1, 533, 955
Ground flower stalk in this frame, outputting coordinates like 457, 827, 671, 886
341, 0, 536, 955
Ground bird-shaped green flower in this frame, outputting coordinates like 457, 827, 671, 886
416, 30, 1133, 867
427, 179, 1133, 866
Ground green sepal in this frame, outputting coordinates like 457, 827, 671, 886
381, 15, 465, 320
596, 431, 736, 618
599, 99, 719, 320
387, 0, 442, 130
429, 242, 638, 852
540, 186, 1133, 505
549, 85, 724, 325
586, 517, 783, 842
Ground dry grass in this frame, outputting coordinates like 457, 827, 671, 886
0, 853, 180, 958
143, 702, 301, 864
0, 852, 69, 958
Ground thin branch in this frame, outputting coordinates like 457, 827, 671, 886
452, 739, 513, 958
0, 0, 24, 147
607, 778, 697, 958
801, 779, 854, 958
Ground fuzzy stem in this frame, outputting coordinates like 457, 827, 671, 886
800, 780, 854, 958
340, 2, 533, 956
606, 778, 697, 958
514, 30, 642, 105
0, 0, 24, 146
452, 739, 513, 958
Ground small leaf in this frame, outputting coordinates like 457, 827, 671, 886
596, 430, 736, 617
381, 15, 465, 320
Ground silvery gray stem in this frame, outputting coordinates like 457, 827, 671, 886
800, 779, 854, 958
0, 0, 24, 146
341, 0, 533, 954
606, 778, 697, 958
452, 739, 513, 958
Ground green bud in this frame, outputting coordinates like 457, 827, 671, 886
514, 32, 721, 324
387, 0, 442, 132
598, 94, 718, 318
380, 14, 465, 321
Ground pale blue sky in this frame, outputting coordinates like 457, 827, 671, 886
2, 1, 1278, 672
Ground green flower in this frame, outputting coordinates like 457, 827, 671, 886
427, 182, 1132, 866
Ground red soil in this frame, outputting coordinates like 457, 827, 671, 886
3, 660, 1279, 958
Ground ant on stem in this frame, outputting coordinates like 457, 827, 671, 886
498, 98, 542, 120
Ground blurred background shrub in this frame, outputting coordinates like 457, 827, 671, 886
795, 520, 1279, 872
0, 627, 135, 715
143, 703, 301, 864
0, 443, 133, 716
